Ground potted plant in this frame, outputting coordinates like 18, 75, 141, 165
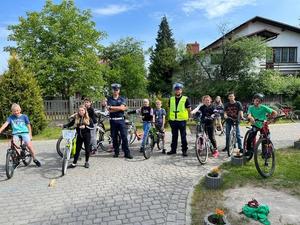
205, 167, 222, 189
204, 208, 231, 225
231, 151, 245, 166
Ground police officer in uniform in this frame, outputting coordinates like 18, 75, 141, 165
106, 84, 133, 159
168, 83, 191, 156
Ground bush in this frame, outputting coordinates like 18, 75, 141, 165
0, 53, 47, 134
292, 95, 300, 110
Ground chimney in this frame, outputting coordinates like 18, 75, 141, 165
186, 42, 200, 55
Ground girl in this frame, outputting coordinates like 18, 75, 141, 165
213, 96, 224, 133
64, 105, 94, 168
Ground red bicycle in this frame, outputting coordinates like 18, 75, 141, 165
243, 116, 283, 178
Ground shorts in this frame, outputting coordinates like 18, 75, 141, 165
13, 133, 31, 144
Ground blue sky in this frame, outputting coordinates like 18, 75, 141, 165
0, 0, 300, 72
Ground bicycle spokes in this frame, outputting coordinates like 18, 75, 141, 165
254, 140, 275, 178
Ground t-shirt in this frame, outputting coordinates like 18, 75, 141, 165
154, 108, 166, 126
224, 101, 243, 121
140, 106, 153, 122
198, 105, 215, 125
107, 96, 127, 118
168, 96, 191, 109
7, 114, 30, 134
213, 102, 224, 117
248, 104, 273, 128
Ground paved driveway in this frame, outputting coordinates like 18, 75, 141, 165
0, 123, 299, 225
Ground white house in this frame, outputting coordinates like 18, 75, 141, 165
203, 16, 300, 74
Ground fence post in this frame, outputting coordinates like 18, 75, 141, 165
69, 96, 75, 114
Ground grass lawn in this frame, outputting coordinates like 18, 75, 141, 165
33, 126, 62, 140
191, 148, 300, 225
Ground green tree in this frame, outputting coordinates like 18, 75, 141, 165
6, 0, 106, 99
101, 37, 147, 98
148, 16, 177, 96
0, 53, 47, 134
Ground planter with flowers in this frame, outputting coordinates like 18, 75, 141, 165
204, 208, 231, 225
231, 151, 245, 166
205, 167, 222, 189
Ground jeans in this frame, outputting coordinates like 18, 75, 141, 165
169, 120, 188, 152
141, 121, 151, 148
90, 123, 97, 149
225, 121, 242, 150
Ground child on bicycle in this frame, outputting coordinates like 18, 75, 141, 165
63, 105, 94, 168
153, 100, 167, 154
246, 93, 277, 154
0, 103, 41, 167
128, 99, 154, 152
194, 95, 219, 158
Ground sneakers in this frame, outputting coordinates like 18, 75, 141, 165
139, 147, 144, 153
113, 154, 119, 158
84, 162, 89, 168
124, 154, 133, 159
162, 149, 166, 154
182, 151, 188, 157
68, 163, 76, 168
212, 150, 219, 158
167, 151, 176, 155
33, 159, 41, 167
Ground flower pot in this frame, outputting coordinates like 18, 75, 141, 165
205, 173, 222, 189
231, 155, 245, 166
294, 141, 300, 149
204, 213, 231, 225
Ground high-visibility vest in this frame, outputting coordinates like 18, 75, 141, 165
169, 96, 189, 121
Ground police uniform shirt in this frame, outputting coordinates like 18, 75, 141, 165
107, 96, 127, 118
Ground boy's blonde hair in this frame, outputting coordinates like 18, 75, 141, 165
156, 100, 162, 105
11, 103, 21, 112
202, 95, 212, 102
143, 99, 149, 104
75, 105, 90, 126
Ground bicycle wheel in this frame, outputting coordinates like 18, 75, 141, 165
6, 150, 16, 179
127, 126, 137, 145
56, 135, 65, 158
195, 135, 208, 164
99, 129, 121, 152
143, 133, 154, 159
157, 133, 164, 150
289, 112, 299, 122
62, 148, 70, 176
243, 130, 254, 161
254, 138, 275, 178
22, 148, 32, 166
227, 130, 235, 157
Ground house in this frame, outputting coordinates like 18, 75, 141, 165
203, 16, 300, 74
186, 42, 200, 55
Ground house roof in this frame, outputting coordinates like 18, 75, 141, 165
202, 16, 300, 51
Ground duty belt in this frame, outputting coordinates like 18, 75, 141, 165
110, 117, 124, 120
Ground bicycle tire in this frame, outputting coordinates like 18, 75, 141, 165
128, 126, 137, 145
62, 148, 70, 176
254, 138, 275, 178
195, 135, 208, 164
56, 135, 64, 157
243, 130, 254, 161
157, 133, 164, 150
6, 150, 15, 179
22, 148, 32, 166
143, 133, 154, 159
99, 129, 121, 152
227, 129, 235, 157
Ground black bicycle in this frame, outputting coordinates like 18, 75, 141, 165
225, 117, 238, 157
1, 132, 32, 179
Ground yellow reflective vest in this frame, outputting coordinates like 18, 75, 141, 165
169, 96, 189, 121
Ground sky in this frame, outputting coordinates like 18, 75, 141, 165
0, 0, 300, 73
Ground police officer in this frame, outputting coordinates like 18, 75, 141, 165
106, 84, 133, 159
168, 83, 191, 156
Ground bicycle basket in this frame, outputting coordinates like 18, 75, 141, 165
62, 130, 76, 140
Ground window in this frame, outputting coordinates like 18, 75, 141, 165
273, 47, 297, 63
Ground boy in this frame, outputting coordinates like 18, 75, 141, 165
0, 103, 41, 167
153, 100, 167, 154
83, 98, 97, 154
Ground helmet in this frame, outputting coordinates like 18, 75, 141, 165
253, 93, 264, 101
111, 83, 121, 90
173, 82, 184, 90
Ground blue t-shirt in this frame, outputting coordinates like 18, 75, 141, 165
7, 114, 30, 134
154, 108, 166, 126
107, 96, 127, 118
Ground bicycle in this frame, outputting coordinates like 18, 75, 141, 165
125, 114, 138, 145
225, 117, 239, 157
243, 116, 283, 178
142, 123, 156, 159
61, 129, 76, 176
194, 115, 211, 165
1, 132, 32, 179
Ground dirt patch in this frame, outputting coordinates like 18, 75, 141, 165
223, 186, 300, 225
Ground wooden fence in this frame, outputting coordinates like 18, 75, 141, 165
44, 96, 282, 120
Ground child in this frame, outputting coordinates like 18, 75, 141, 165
63, 105, 94, 168
83, 98, 98, 154
128, 99, 154, 152
213, 96, 224, 132
196, 95, 219, 158
153, 100, 167, 154
0, 103, 41, 167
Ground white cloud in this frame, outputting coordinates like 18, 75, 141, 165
93, 4, 133, 16
182, 0, 256, 18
